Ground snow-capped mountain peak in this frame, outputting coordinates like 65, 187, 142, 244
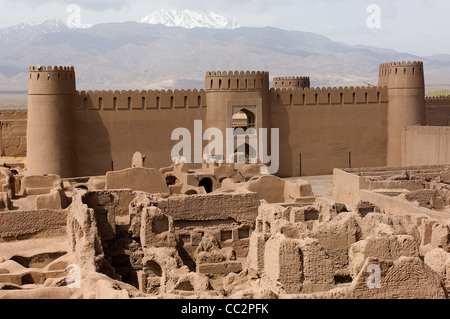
140, 9, 239, 29
2, 19, 91, 36
0, 19, 92, 46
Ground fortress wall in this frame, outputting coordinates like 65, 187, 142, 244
270, 86, 389, 177
425, 97, 450, 126
0, 110, 27, 121
402, 126, 450, 166
72, 89, 207, 177
0, 209, 68, 241
0, 120, 27, 157
0, 111, 27, 157
75, 89, 207, 110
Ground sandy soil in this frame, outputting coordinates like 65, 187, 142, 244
283, 175, 333, 199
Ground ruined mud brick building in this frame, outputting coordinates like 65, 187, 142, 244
24, 61, 450, 179
0, 60, 449, 299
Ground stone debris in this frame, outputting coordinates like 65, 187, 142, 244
0, 159, 448, 299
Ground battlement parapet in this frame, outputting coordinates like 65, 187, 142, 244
379, 61, 423, 77
205, 70, 269, 92
379, 61, 423, 69
273, 76, 310, 81
273, 76, 310, 89
75, 88, 207, 110
425, 96, 450, 105
29, 66, 75, 72
378, 61, 424, 88
0, 109, 27, 120
270, 86, 389, 106
28, 65, 76, 95
206, 70, 268, 77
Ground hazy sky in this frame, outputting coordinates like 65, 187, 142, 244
0, 0, 449, 56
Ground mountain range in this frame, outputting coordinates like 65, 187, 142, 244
140, 9, 239, 30
0, 9, 449, 92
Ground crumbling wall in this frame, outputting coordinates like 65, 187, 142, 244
0, 210, 67, 241
0, 120, 27, 157
346, 257, 447, 299
247, 200, 449, 297
105, 167, 170, 196
264, 234, 303, 294
66, 189, 105, 273
156, 192, 259, 225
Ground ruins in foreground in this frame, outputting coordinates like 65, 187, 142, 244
0, 60, 448, 299
0, 158, 449, 299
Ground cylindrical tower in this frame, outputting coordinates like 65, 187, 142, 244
378, 61, 426, 166
27, 66, 77, 177
273, 76, 310, 90
205, 71, 271, 163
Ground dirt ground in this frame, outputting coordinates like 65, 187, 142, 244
283, 175, 333, 199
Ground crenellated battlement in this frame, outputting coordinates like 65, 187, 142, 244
273, 76, 310, 81
379, 61, 423, 76
75, 88, 207, 110
379, 61, 423, 69
28, 65, 75, 81
378, 61, 424, 88
273, 76, 310, 89
28, 65, 76, 95
205, 70, 269, 91
29, 66, 75, 72
270, 86, 388, 106
0, 109, 27, 119
425, 95, 450, 105
205, 70, 268, 76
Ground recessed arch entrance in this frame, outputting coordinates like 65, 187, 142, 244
232, 108, 256, 132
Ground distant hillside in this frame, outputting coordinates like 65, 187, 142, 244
0, 20, 449, 92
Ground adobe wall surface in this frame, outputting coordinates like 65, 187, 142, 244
0, 120, 27, 157
105, 167, 170, 196
270, 86, 389, 177
0, 110, 27, 121
0, 209, 67, 241
155, 193, 260, 225
73, 90, 207, 177
332, 165, 450, 225
73, 85, 391, 178
402, 126, 450, 166
425, 97, 450, 126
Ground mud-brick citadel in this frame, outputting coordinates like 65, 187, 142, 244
24, 61, 450, 179
0, 61, 450, 299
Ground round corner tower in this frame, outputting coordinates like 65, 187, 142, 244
272, 76, 310, 90
378, 61, 426, 166
27, 66, 77, 178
